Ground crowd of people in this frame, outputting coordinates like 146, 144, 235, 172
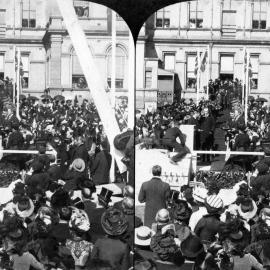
0, 91, 135, 270
135, 157, 270, 269
136, 78, 270, 165
134, 78, 270, 269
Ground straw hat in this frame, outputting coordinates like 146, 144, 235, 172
71, 158, 85, 173
135, 226, 155, 246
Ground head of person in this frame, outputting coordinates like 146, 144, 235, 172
152, 165, 162, 177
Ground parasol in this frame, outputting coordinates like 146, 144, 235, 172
256, 97, 267, 103
28, 96, 39, 101
19, 94, 26, 100
53, 95, 65, 102
41, 94, 52, 102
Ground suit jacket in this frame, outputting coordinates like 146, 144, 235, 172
91, 150, 112, 185
92, 237, 130, 270
69, 143, 89, 165
138, 177, 170, 228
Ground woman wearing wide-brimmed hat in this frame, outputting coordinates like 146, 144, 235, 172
194, 195, 224, 248
91, 207, 130, 270
65, 208, 93, 270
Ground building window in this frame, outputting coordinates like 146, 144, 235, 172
220, 55, 234, 81
0, 54, 4, 80
145, 69, 152, 88
186, 54, 197, 90
106, 46, 127, 89
73, 0, 89, 18
72, 53, 87, 89
250, 55, 259, 90
164, 53, 175, 71
189, 0, 203, 28
156, 8, 170, 28
0, 10, 6, 26
252, 0, 267, 29
22, 0, 36, 28
21, 54, 29, 89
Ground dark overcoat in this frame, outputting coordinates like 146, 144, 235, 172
138, 177, 170, 228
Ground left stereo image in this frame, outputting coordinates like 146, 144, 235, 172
0, 0, 135, 269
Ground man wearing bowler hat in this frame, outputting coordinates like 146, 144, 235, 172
138, 165, 170, 228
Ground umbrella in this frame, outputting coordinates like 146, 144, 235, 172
28, 96, 39, 101
19, 94, 26, 100
256, 97, 267, 103
53, 95, 65, 102
41, 94, 52, 101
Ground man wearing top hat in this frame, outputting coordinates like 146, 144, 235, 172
138, 165, 170, 228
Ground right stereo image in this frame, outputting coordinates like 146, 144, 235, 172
134, 0, 270, 269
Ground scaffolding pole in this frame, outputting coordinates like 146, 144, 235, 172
56, 0, 127, 177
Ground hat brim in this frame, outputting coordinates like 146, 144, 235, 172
15, 199, 34, 218
238, 200, 257, 220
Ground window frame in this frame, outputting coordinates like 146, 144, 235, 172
106, 46, 127, 90
186, 53, 197, 92
163, 52, 176, 71
155, 8, 171, 28
250, 54, 259, 91
252, 0, 267, 30
21, 53, 29, 89
189, 0, 203, 29
145, 68, 152, 89
73, 0, 90, 19
21, 0, 36, 28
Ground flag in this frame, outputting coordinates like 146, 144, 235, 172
15, 48, 24, 77
200, 50, 208, 72
244, 49, 252, 79
194, 52, 199, 76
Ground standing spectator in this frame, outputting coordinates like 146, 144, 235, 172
138, 165, 170, 228
91, 207, 130, 270
90, 140, 112, 185
199, 107, 215, 163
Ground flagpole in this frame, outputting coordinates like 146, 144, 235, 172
196, 50, 200, 106
16, 48, 20, 120
128, 30, 135, 129
207, 46, 210, 99
242, 47, 246, 106
244, 49, 249, 125
13, 45, 16, 104
110, 10, 116, 183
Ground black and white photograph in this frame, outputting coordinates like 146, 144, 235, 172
135, 0, 270, 269
0, 0, 135, 269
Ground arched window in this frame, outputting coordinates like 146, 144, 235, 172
71, 50, 87, 89
106, 46, 127, 89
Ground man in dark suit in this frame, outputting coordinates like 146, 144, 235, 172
138, 165, 170, 228
161, 121, 189, 163
90, 140, 112, 185
199, 108, 215, 163
69, 135, 89, 166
